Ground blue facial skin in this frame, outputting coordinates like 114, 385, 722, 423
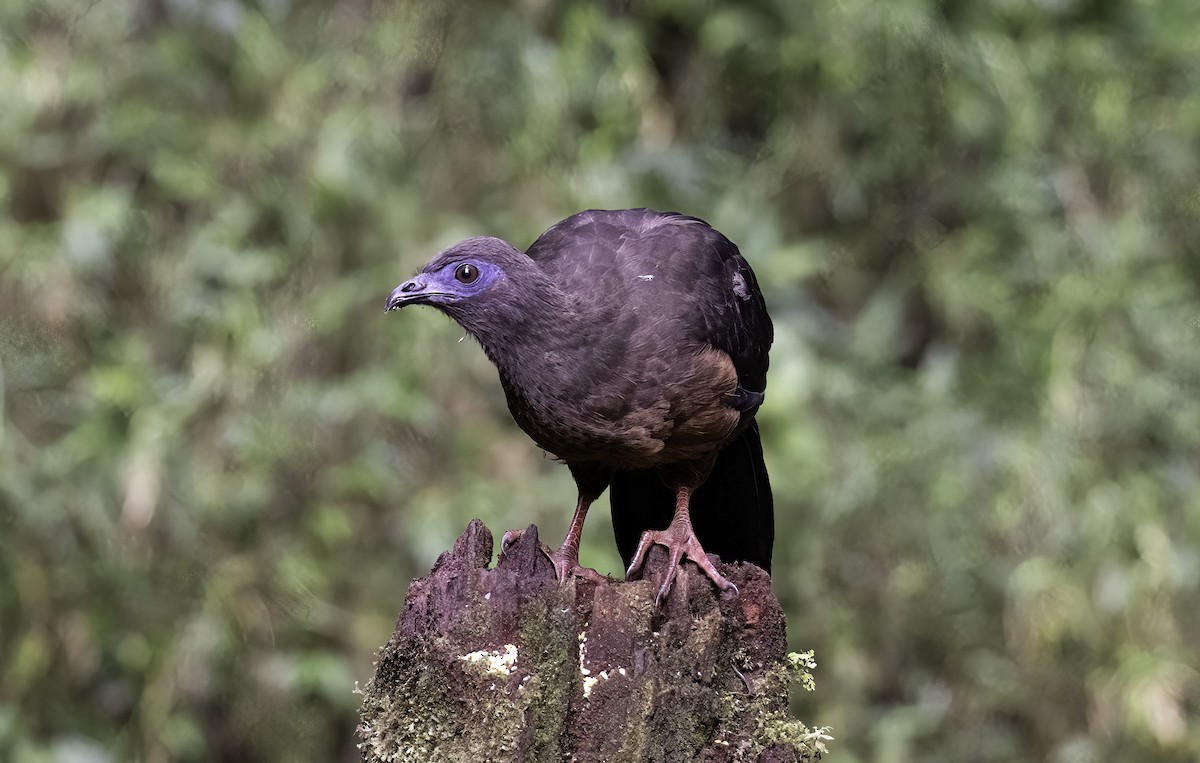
385, 260, 504, 311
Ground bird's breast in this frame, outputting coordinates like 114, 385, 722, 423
495, 344, 743, 470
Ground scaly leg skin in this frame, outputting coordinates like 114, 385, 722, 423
500, 496, 606, 584
625, 485, 738, 606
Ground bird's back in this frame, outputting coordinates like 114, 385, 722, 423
525, 209, 772, 399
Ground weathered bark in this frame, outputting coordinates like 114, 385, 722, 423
358, 520, 826, 763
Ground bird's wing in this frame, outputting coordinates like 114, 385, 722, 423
526, 209, 773, 398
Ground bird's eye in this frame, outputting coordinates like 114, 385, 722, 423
455, 263, 479, 284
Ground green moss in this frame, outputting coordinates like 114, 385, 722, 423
709, 650, 833, 762
515, 588, 577, 760
358, 637, 531, 762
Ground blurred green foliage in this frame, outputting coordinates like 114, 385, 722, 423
2, 0, 1198, 761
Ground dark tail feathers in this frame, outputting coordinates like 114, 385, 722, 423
609, 421, 774, 573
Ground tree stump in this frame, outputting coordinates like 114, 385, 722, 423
357, 520, 828, 762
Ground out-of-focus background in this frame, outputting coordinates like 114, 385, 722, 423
2, 0, 1198, 761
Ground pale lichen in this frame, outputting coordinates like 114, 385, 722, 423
459, 644, 518, 677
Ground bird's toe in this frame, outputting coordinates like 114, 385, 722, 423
654, 566, 680, 608
499, 529, 523, 555
548, 549, 605, 584
500, 528, 556, 565
625, 534, 657, 580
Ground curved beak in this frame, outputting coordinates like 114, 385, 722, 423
385, 278, 431, 312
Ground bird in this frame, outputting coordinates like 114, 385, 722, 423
385, 208, 773, 602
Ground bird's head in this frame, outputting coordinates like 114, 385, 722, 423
385, 236, 566, 355
385, 237, 516, 312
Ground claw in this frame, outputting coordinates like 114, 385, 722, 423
500, 528, 551, 559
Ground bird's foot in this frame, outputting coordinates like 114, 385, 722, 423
548, 550, 607, 584
499, 529, 605, 584
626, 524, 738, 606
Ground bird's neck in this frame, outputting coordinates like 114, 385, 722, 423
449, 281, 582, 397
477, 303, 583, 391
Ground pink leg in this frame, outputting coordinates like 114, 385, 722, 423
625, 486, 737, 605
501, 495, 605, 583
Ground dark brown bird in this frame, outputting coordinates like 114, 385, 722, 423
386, 209, 773, 602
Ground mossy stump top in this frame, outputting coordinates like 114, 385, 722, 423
358, 520, 826, 763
